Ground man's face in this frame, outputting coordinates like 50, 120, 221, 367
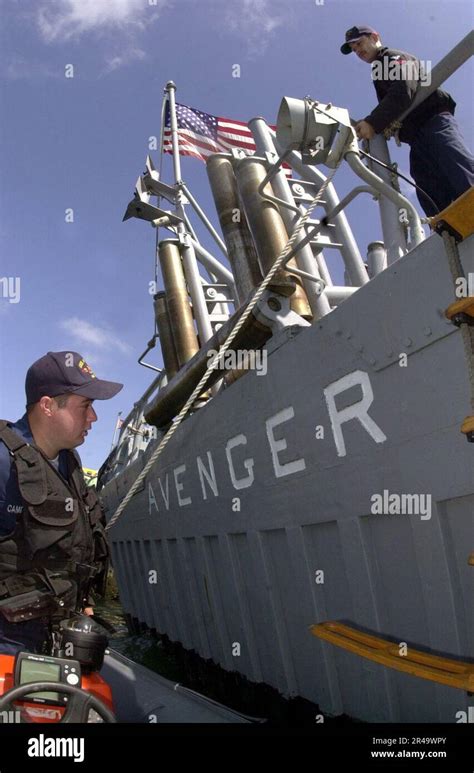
51, 394, 98, 449
349, 34, 380, 63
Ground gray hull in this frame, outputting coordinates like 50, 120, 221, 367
101, 231, 474, 723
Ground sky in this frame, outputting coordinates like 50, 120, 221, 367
0, 0, 473, 470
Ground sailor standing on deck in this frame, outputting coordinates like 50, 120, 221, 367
341, 25, 474, 216
0, 352, 122, 655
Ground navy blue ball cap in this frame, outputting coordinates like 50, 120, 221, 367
26, 351, 123, 405
341, 25, 378, 54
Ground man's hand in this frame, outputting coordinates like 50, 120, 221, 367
355, 120, 375, 140
83, 607, 94, 616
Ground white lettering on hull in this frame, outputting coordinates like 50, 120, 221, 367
266, 407, 306, 478
197, 451, 219, 500
174, 465, 192, 506
323, 370, 387, 457
225, 434, 254, 490
143, 370, 387, 513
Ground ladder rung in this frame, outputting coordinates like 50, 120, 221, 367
309, 241, 343, 249
292, 197, 327, 207
430, 185, 474, 241
304, 219, 335, 229
445, 297, 474, 326
310, 621, 474, 691
461, 415, 474, 441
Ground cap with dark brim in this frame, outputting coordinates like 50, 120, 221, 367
341, 41, 356, 55
25, 351, 123, 406
66, 380, 123, 400
340, 25, 377, 55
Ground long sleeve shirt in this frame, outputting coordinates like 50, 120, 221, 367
364, 46, 456, 144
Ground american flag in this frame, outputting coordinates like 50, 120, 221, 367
162, 102, 290, 172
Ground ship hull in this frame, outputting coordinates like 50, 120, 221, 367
101, 232, 474, 722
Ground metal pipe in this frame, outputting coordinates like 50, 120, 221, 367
366, 241, 387, 278
182, 210, 198, 241
189, 237, 237, 293
367, 135, 409, 262
145, 301, 272, 428
315, 251, 333, 287
179, 235, 215, 347
250, 117, 331, 319
165, 82, 214, 349
345, 151, 425, 246
324, 287, 358, 303
324, 186, 376, 221
165, 82, 183, 184
398, 31, 474, 122
235, 157, 312, 319
153, 291, 180, 378
158, 239, 199, 367
206, 154, 263, 305
181, 182, 229, 257
138, 339, 162, 373
274, 134, 368, 286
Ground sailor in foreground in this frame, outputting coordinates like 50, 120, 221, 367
0, 352, 123, 655
341, 25, 474, 216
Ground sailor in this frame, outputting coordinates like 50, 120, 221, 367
0, 352, 123, 655
341, 25, 474, 216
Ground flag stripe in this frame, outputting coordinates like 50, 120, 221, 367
162, 102, 292, 174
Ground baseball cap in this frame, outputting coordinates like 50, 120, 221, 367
26, 351, 123, 406
340, 25, 378, 55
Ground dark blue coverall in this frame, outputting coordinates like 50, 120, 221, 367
365, 47, 474, 216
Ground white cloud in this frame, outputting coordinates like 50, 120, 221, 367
60, 317, 131, 354
102, 46, 146, 75
5, 55, 59, 80
223, 0, 285, 56
37, 0, 166, 43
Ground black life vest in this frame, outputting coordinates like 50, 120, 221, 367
0, 420, 109, 606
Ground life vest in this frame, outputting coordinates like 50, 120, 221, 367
0, 420, 109, 608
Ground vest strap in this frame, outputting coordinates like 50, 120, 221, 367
0, 421, 48, 504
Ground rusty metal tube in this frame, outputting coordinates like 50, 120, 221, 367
235, 157, 312, 319
158, 240, 199, 367
153, 291, 179, 379
145, 302, 271, 428
207, 154, 263, 305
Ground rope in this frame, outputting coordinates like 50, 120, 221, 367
106, 147, 348, 533
441, 230, 474, 413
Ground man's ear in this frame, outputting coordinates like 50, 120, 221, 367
38, 395, 55, 417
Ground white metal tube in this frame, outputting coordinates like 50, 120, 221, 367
180, 235, 214, 346
366, 241, 387, 277
398, 31, 474, 122
324, 287, 358, 303
274, 135, 369, 286
191, 238, 237, 294
166, 82, 183, 184
181, 183, 229, 257
367, 134, 409, 263
345, 151, 425, 247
